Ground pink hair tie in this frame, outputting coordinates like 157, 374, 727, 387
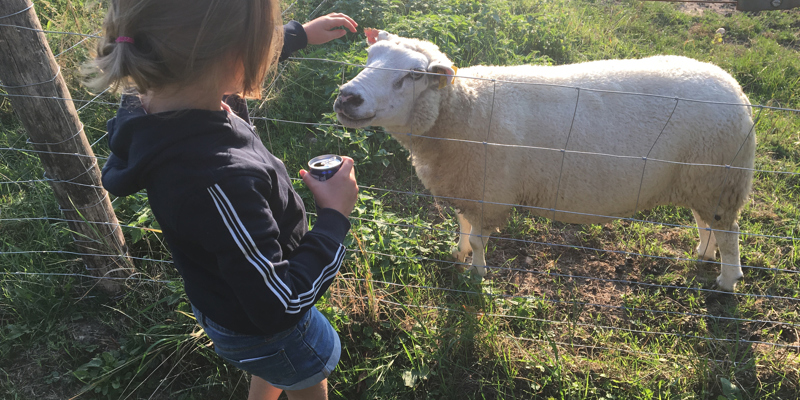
115, 36, 135, 44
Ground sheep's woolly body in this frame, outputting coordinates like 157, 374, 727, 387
336, 33, 755, 291
414, 57, 754, 227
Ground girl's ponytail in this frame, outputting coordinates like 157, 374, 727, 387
85, 2, 160, 93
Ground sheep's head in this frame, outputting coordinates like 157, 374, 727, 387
334, 29, 456, 132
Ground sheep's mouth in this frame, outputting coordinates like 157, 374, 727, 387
336, 112, 375, 128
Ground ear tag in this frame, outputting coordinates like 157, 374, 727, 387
437, 65, 458, 89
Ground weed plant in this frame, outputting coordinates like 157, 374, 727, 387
1, 0, 799, 399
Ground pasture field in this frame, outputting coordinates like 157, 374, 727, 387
1, 0, 799, 398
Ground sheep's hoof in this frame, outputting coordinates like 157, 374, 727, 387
451, 247, 471, 263
715, 274, 743, 292
467, 265, 487, 277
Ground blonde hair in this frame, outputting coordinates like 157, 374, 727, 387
87, 0, 282, 97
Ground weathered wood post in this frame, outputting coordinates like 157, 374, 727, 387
0, 0, 130, 292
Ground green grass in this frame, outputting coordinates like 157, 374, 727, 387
2, 0, 799, 398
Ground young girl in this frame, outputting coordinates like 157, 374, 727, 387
89, 1, 359, 399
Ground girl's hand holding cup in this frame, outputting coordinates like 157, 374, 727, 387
300, 156, 358, 217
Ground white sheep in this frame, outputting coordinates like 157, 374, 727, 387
335, 30, 756, 291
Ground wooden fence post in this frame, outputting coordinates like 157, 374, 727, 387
0, 0, 130, 292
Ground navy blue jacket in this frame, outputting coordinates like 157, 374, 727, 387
102, 22, 350, 335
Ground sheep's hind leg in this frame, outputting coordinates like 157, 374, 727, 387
692, 210, 718, 261
452, 213, 473, 262
714, 220, 744, 291
467, 226, 493, 277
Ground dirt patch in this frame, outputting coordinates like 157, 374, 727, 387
482, 222, 637, 324
67, 319, 120, 349
676, 0, 737, 16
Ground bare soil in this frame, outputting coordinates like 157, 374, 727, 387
675, 0, 737, 16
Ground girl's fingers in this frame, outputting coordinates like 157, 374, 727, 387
326, 17, 357, 33
321, 13, 358, 32
338, 15, 358, 32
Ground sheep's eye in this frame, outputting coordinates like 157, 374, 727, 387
395, 69, 427, 89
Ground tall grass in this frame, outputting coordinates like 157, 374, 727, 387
1, 0, 798, 398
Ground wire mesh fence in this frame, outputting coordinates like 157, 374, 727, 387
1, 0, 799, 397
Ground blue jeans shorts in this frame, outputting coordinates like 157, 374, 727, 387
192, 305, 341, 391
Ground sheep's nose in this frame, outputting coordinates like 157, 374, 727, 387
335, 90, 364, 109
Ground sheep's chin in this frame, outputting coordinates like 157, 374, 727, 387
336, 112, 375, 128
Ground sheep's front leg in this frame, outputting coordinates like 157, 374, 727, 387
468, 226, 493, 277
715, 221, 744, 291
452, 213, 473, 262
692, 210, 718, 261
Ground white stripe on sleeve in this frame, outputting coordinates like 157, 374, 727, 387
207, 184, 344, 314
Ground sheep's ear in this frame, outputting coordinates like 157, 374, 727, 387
365, 28, 380, 45
428, 63, 457, 88
365, 29, 396, 46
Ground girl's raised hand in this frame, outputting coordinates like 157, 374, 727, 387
302, 13, 358, 45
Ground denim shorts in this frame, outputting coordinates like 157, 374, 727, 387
191, 305, 341, 391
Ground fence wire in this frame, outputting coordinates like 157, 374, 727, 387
1, 5, 799, 384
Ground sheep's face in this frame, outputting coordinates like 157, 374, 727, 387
335, 30, 455, 130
